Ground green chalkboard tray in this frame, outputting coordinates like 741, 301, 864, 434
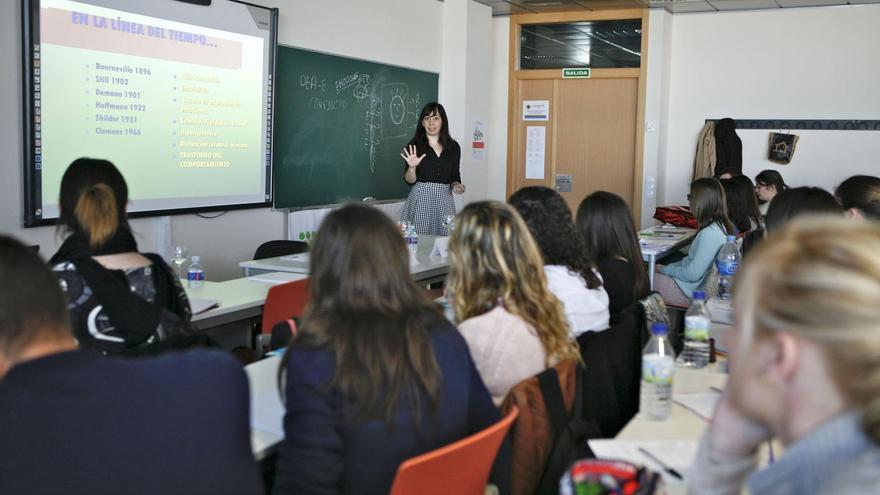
272, 46, 439, 209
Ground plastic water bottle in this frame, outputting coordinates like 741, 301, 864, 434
404, 223, 418, 255
640, 323, 675, 421
680, 291, 711, 368
716, 235, 741, 301
187, 255, 205, 289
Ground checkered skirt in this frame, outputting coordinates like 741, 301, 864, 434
400, 182, 456, 236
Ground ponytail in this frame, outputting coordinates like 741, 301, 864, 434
74, 183, 119, 248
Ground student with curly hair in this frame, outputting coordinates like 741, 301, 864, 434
509, 187, 610, 336
447, 201, 581, 405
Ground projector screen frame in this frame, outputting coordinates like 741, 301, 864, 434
20, 0, 279, 227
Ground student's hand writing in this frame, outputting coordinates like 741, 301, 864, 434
400, 145, 426, 168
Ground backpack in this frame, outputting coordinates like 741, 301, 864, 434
535, 364, 602, 494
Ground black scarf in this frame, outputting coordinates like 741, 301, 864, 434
51, 227, 189, 349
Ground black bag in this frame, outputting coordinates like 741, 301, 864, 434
535, 364, 601, 494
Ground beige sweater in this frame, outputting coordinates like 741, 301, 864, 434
458, 306, 550, 406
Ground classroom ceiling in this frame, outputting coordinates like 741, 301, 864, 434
473, 0, 880, 15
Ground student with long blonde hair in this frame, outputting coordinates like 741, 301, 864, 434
689, 218, 880, 494
447, 201, 580, 406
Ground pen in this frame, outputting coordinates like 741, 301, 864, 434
638, 447, 683, 480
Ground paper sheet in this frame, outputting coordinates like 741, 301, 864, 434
525, 126, 546, 179
247, 272, 306, 285
189, 298, 218, 315
588, 439, 698, 483
251, 389, 286, 437
430, 236, 449, 258
280, 252, 310, 262
674, 392, 721, 421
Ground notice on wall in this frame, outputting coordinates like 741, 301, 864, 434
471, 120, 486, 160
522, 100, 550, 121
525, 126, 546, 180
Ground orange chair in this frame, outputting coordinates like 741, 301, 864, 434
256, 278, 310, 353
388, 406, 518, 495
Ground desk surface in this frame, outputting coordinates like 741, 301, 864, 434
239, 244, 449, 284
186, 273, 309, 324
245, 355, 285, 460
639, 226, 697, 258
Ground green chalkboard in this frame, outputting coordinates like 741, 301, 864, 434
272, 46, 439, 209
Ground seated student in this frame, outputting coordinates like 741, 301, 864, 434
273, 204, 504, 495
689, 218, 880, 494
0, 236, 262, 495
722, 175, 763, 234
655, 178, 734, 306
742, 187, 842, 257
509, 187, 610, 336
754, 169, 788, 217
447, 201, 580, 406
576, 191, 650, 322
835, 174, 880, 221
49, 158, 195, 354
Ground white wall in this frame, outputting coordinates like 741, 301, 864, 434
0, 0, 457, 281
660, 5, 880, 205
487, 17, 510, 201
641, 9, 673, 227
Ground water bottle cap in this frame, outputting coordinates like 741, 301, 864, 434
191, 256, 200, 262
726, 235, 737, 242
650, 323, 669, 336
692, 291, 706, 300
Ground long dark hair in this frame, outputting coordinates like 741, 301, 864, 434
410, 102, 453, 149
765, 187, 843, 233
509, 186, 602, 289
282, 204, 444, 425
576, 191, 649, 301
722, 176, 762, 233
690, 178, 735, 234
58, 158, 129, 248
755, 169, 788, 195
835, 175, 880, 220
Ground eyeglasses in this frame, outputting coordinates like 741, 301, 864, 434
422, 115, 442, 123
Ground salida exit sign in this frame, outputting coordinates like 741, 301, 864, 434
562, 68, 591, 79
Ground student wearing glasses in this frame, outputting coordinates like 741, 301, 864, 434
754, 169, 788, 217
399, 102, 465, 236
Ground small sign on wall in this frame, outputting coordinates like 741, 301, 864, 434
562, 68, 591, 79
523, 100, 550, 121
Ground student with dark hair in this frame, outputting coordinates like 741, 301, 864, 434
0, 236, 262, 495
754, 169, 788, 216
49, 158, 194, 355
576, 191, 649, 322
655, 178, 734, 306
742, 187, 843, 256
509, 186, 610, 336
835, 175, 880, 221
399, 102, 465, 235
273, 204, 504, 495
722, 176, 762, 234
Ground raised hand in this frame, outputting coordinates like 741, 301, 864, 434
400, 145, 426, 169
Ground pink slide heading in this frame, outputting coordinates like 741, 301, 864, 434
41, 8, 244, 70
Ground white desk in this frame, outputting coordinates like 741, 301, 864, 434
239, 237, 450, 286
639, 226, 697, 290
184, 274, 309, 348
245, 355, 285, 460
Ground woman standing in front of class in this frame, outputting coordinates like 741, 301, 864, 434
400, 102, 465, 236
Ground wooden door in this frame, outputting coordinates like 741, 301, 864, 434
555, 78, 637, 212
505, 9, 648, 223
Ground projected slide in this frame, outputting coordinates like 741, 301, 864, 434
27, 0, 275, 221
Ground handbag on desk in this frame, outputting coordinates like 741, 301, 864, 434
653, 206, 697, 230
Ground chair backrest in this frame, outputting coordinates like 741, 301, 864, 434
577, 302, 645, 438
388, 406, 519, 495
261, 279, 310, 335
253, 240, 309, 260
